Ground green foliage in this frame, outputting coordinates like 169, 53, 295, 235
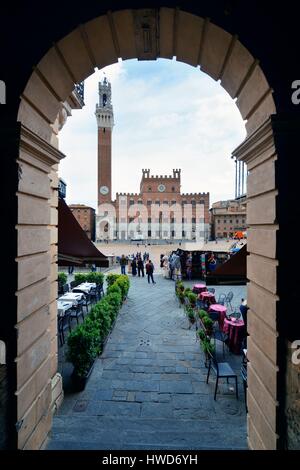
90, 300, 112, 337
198, 329, 206, 341
200, 337, 215, 355
178, 291, 185, 303
85, 272, 104, 285
202, 316, 214, 330
184, 287, 192, 295
187, 292, 197, 305
67, 275, 130, 377
58, 272, 67, 285
74, 272, 104, 285
185, 305, 195, 321
115, 275, 130, 300
67, 322, 101, 377
107, 283, 122, 299
106, 273, 120, 287
175, 282, 185, 297
74, 273, 87, 284
106, 292, 122, 314
198, 309, 208, 319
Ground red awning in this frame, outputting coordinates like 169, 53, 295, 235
58, 198, 109, 267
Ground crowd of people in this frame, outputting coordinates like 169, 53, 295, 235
119, 253, 156, 284
118, 249, 223, 283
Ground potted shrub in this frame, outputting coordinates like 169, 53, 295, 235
106, 273, 120, 288
198, 330, 215, 367
175, 279, 182, 293
115, 275, 130, 300
184, 287, 192, 296
67, 318, 101, 391
187, 292, 197, 308
185, 305, 196, 324
198, 309, 208, 320
58, 272, 68, 294
176, 282, 185, 298
202, 316, 214, 336
86, 272, 104, 285
74, 273, 87, 284
178, 291, 185, 305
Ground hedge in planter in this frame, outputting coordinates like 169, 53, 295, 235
106, 273, 121, 288
67, 318, 101, 378
106, 274, 130, 299
58, 272, 68, 285
74, 272, 104, 285
67, 275, 129, 389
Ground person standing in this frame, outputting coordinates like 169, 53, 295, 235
137, 256, 145, 277
120, 254, 127, 275
186, 253, 192, 281
146, 259, 156, 284
207, 252, 217, 273
169, 253, 174, 280
131, 257, 137, 276
162, 254, 169, 278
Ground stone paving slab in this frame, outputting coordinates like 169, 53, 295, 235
48, 276, 247, 450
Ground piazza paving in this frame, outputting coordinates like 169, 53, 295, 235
48, 275, 247, 450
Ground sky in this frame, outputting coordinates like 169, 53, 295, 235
58, 58, 246, 209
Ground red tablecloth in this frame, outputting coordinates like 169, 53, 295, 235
223, 317, 245, 354
192, 283, 207, 294
209, 304, 227, 329
199, 291, 216, 305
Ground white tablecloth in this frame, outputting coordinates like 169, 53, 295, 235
57, 300, 73, 316
59, 292, 84, 303
73, 282, 96, 293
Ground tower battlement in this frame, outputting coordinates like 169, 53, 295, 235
141, 168, 181, 180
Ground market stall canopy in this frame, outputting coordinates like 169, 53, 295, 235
207, 244, 247, 285
58, 198, 109, 267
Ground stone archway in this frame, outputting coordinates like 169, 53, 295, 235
15, 8, 279, 450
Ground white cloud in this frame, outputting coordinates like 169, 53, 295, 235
58, 59, 246, 209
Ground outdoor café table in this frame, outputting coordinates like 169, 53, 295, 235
57, 300, 73, 317
208, 304, 227, 329
192, 283, 207, 294
223, 317, 245, 354
59, 292, 84, 304
199, 291, 216, 305
74, 282, 96, 293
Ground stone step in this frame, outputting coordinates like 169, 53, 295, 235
48, 416, 247, 450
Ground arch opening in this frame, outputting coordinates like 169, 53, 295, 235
13, 7, 281, 451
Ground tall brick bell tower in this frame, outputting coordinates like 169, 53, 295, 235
95, 76, 114, 207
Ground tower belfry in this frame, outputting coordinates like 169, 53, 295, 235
95, 76, 114, 206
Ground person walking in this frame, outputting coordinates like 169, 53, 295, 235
120, 254, 127, 275
131, 257, 137, 276
137, 256, 145, 277
146, 259, 156, 284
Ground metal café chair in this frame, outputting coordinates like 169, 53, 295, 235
68, 299, 85, 328
225, 291, 234, 311
217, 293, 227, 305
206, 350, 238, 400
